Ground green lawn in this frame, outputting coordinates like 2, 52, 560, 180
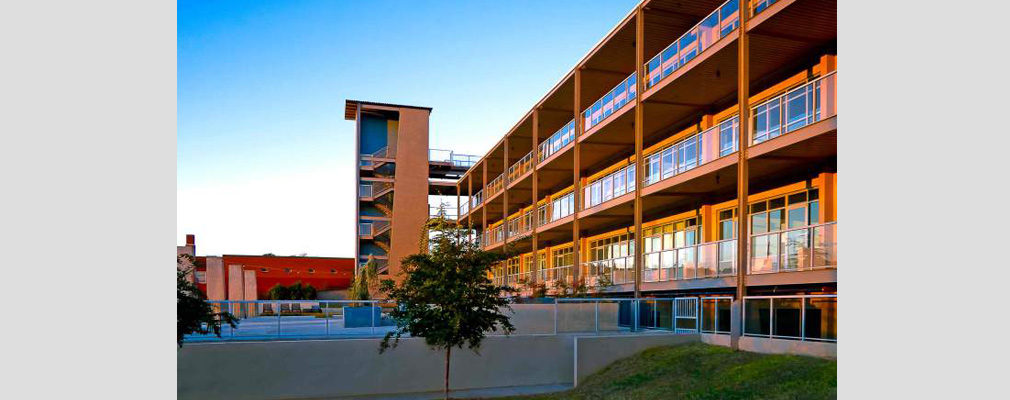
490, 342, 836, 400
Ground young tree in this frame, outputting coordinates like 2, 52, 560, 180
378, 212, 516, 399
177, 254, 237, 347
268, 283, 289, 300
349, 255, 379, 300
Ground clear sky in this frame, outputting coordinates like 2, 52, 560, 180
178, 0, 640, 257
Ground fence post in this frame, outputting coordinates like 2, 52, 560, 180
276, 300, 281, 338
325, 301, 330, 337
553, 298, 558, 335
595, 301, 599, 334
371, 301, 376, 335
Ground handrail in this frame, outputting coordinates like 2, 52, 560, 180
750, 71, 837, 145
639, 238, 738, 283
582, 72, 637, 132
470, 189, 484, 209
583, 162, 636, 210
538, 119, 576, 162
358, 181, 394, 199
486, 173, 504, 197
645, 0, 739, 90
429, 149, 480, 168
507, 150, 534, 183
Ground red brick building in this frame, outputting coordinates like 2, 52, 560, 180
178, 234, 354, 300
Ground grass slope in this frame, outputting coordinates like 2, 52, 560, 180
492, 342, 836, 400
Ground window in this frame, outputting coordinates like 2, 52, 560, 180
330, 269, 337, 274
284, 268, 291, 274
260, 268, 269, 273
749, 188, 821, 273
719, 116, 738, 156
308, 269, 315, 274
642, 217, 700, 282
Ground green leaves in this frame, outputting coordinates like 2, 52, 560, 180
379, 214, 517, 354
177, 255, 237, 347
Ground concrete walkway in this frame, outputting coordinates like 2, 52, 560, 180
331, 383, 572, 399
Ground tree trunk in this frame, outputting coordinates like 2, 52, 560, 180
444, 346, 451, 399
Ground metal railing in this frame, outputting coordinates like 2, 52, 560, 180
641, 238, 738, 283
359, 181, 393, 199
583, 72, 637, 132
484, 224, 504, 247
744, 294, 837, 342
507, 150, 534, 183
645, 0, 739, 90
459, 199, 469, 216
470, 189, 484, 210
749, 222, 837, 274
506, 209, 534, 240
358, 220, 390, 237
486, 173, 504, 197
538, 119, 576, 162
429, 149, 480, 168
751, 0, 779, 16
751, 71, 837, 145
183, 296, 836, 342
429, 205, 457, 219
540, 191, 575, 225
644, 115, 738, 187
583, 163, 636, 209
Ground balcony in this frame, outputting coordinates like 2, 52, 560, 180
538, 119, 576, 163
459, 199, 469, 217
484, 224, 505, 248
749, 222, 836, 275
507, 150, 534, 184
360, 146, 394, 168
750, 71, 836, 146
583, 163, 636, 210
428, 149, 479, 168
470, 189, 484, 210
644, 0, 739, 92
539, 191, 575, 227
538, 265, 573, 288
582, 72, 637, 134
644, 116, 738, 188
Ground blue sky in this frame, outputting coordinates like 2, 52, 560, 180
178, 0, 639, 257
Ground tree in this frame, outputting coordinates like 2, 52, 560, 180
177, 254, 237, 347
268, 283, 289, 300
378, 212, 516, 399
349, 255, 379, 300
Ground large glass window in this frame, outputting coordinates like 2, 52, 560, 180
805, 296, 837, 341
773, 298, 803, 338
749, 188, 821, 274
745, 298, 771, 336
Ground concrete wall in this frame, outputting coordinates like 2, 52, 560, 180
738, 336, 837, 359
388, 107, 429, 284
227, 264, 244, 301
573, 334, 699, 386
178, 335, 574, 400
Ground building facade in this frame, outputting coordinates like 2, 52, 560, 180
177, 235, 355, 300
345, 100, 476, 280
456, 0, 837, 346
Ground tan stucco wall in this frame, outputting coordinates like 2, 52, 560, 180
227, 264, 244, 302
387, 107, 430, 283
205, 257, 225, 301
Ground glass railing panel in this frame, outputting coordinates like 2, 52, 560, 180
644, 0, 739, 91
751, 0, 777, 16
582, 163, 636, 210
752, 72, 836, 145
538, 119, 576, 162
643, 116, 738, 187
583, 72, 637, 132
749, 222, 837, 274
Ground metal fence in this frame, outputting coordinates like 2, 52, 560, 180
184, 297, 765, 343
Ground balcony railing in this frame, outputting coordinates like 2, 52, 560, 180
644, 115, 739, 186
538, 265, 573, 286
486, 173, 504, 197
429, 205, 457, 220
358, 220, 390, 237
539, 191, 575, 226
484, 224, 504, 247
744, 294, 837, 342
538, 119, 576, 162
507, 209, 535, 240
645, 0, 739, 90
429, 149, 479, 168
583, 72, 637, 132
358, 181, 393, 199
641, 239, 738, 283
751, 71, 836, 145
749, 222, 837, 274
508, 150, 534, 183
470, 189, 484, 209
751, 0, 779, 16
459, 199, 469, 216
583, 163, 636, 210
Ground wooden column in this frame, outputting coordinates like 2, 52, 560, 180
732, 0, 751, 350
503, 137, 510, 245
482, 162, 488, 250
572, 69, 582, 286
532, 109, 540, 284
633, 7, 645, 301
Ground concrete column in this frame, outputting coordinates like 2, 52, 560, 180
205, 256, 226, 301
572, 68, 582, 286
532, 109, 540, 284
243, 269, 258, 317
227, 264, 245, 316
